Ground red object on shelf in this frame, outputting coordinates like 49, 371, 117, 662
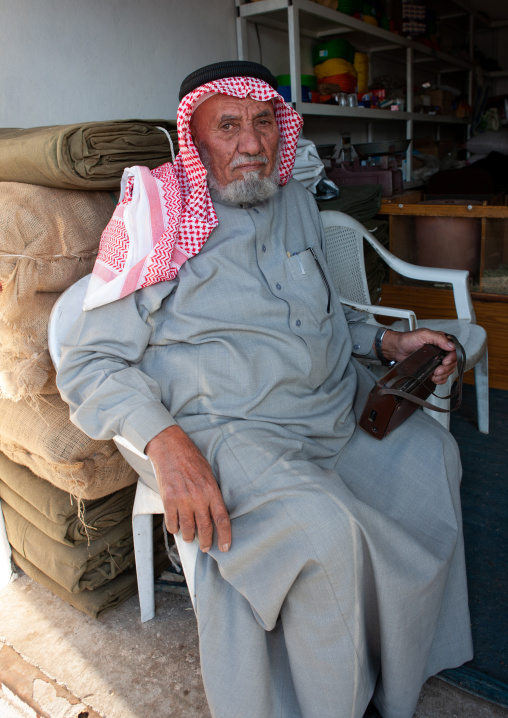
319, 73, 357, 93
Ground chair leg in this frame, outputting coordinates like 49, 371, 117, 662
474, 350, 489, 434
133, 512, 155, 622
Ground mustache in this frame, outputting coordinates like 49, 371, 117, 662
230, 154, 269, 168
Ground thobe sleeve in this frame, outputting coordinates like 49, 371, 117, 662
56, 283, 177, 455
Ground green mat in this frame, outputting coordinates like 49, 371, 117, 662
440, 385, 508, 707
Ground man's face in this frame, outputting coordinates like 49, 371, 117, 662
190, 94, 280, 191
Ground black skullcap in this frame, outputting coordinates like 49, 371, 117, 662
179, 61, 278, 102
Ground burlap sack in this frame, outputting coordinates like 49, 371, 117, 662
0, 182, 117, 400
0, 393, 137, 500
0, 295, 60, 399
0, 344, 57, 399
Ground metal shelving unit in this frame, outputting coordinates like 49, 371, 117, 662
236, 0, 474, 179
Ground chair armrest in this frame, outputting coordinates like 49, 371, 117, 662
320, 210, 475, 324
339, 298, 417, 331
361, 230, 475, 323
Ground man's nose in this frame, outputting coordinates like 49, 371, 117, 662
237, 124, 264, 155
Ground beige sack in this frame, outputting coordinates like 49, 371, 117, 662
0, 295, 60, 399
0, 393, 137, 500
0, 182, 117, 400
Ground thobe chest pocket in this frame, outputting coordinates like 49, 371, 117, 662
286, 246, 335, 388
287, 247, 332, 319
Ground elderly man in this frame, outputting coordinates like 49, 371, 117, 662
57, 62, 473, 718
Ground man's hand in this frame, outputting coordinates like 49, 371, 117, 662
380, 328, 457, 385
145, 425, 231, 553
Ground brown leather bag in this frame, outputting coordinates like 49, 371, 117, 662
358, 335, 465, 440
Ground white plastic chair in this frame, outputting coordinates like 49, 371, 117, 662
320, 210, 489, 433
48, 219, 488, 622
47, 274, 198, 622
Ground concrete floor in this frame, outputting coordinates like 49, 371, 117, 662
1, 570, 508, 718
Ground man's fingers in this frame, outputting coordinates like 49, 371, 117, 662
195, 510, 214, 553
432, 356, 458, 384
164, 507, 180, 535
178, 508, 197, 543
441, 350, 457, 366
212, 501, 232, 552
146, 426, 231, 551
164, 493, 231, 553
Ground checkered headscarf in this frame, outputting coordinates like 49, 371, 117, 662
83, 77, 303, 310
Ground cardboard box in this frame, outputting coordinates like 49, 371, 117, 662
420, 90, 453, 115
412, 137, 456, 159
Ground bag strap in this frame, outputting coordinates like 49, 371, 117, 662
377, 335, 465, 414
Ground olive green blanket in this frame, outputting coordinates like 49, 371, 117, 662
0, 452, 136, 546
0, 119, 178, 190
11, 528, 168, 618
3, 501, 134, 593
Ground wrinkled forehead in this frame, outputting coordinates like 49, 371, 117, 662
191, 92, 276, 125
189, 93, 278, 148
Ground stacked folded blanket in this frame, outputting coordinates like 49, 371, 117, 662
0, 452, 168, 617
0, 120, 177, 612
0, 452, 136, 545
0, 120, 178, 190
11, 549, 168, 617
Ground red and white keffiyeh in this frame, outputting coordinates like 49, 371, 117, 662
83, 76, 304, 310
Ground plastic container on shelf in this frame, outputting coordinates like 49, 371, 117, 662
314, 58, 356, 81
337, 0, 361, 14
276, 74, 316, 90
276, 75, 317, 103
354, 51, 369, 94
312, 39, 355, 66
319, 73, 358, 93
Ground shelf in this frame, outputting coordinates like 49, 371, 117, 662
294, 102, 469, 124
236, 0, 474, 181
237, 0, 473, 73
484, 70, 508, 79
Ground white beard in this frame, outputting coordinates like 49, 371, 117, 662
208, 167, 280, 206
198, 145, 280, 206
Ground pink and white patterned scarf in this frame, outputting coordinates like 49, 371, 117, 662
83, 77, 304, 310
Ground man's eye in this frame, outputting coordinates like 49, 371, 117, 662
221, 123, 234, 131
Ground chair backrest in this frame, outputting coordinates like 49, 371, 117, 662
320, 211, 372, 306
48, 274, 91, 370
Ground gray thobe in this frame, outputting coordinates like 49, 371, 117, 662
57, 179, 473, 718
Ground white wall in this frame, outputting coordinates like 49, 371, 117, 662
0, 0, 238, 127
3, 1, 501, 146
